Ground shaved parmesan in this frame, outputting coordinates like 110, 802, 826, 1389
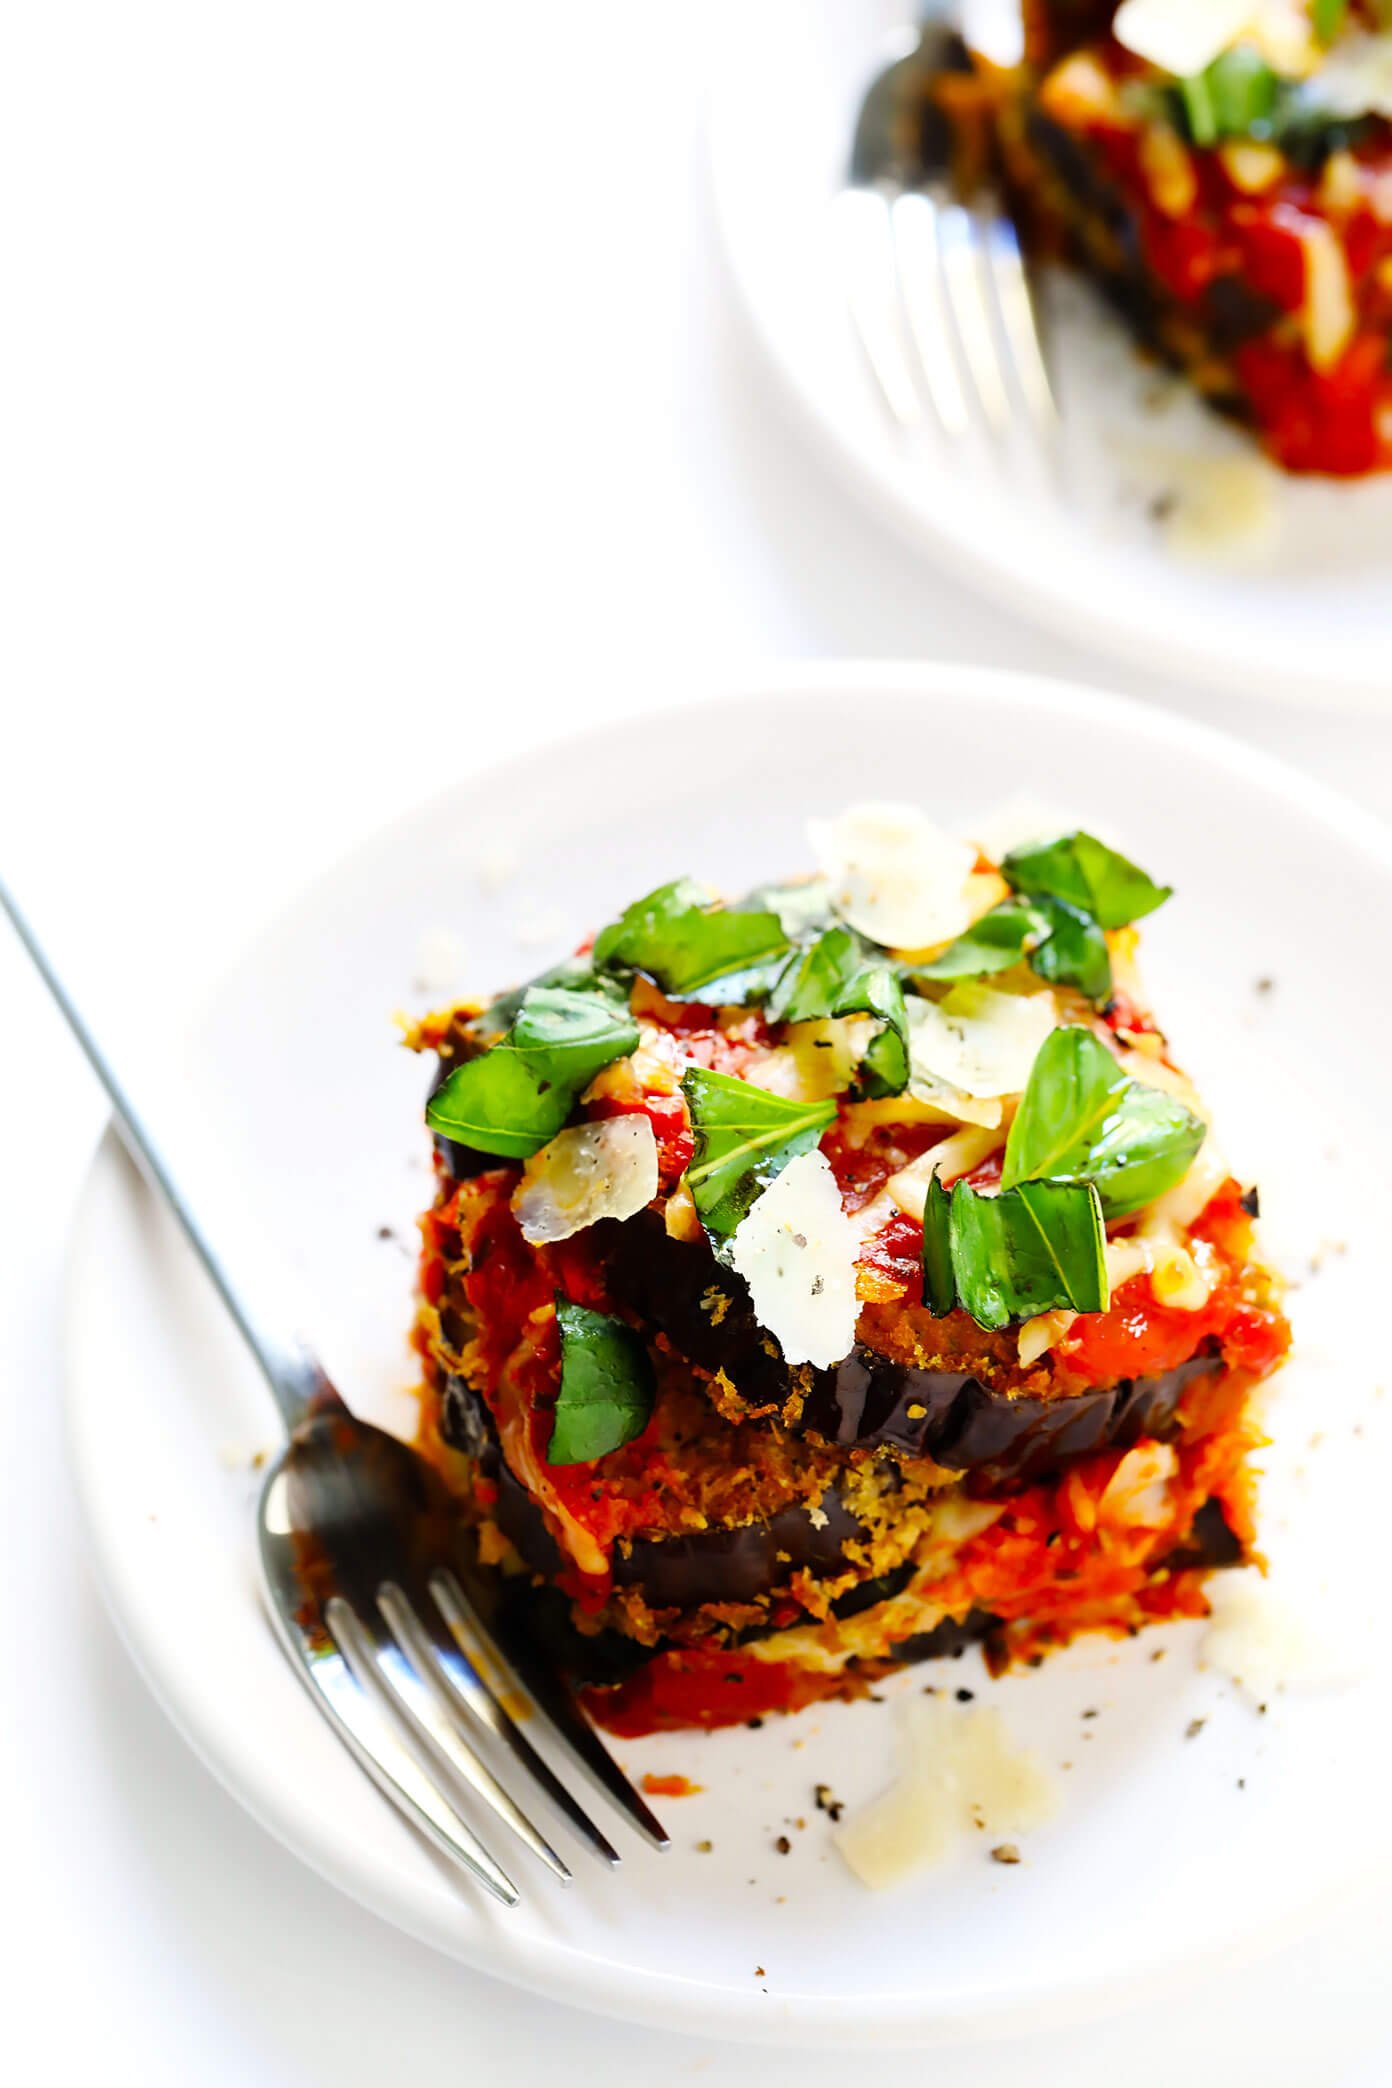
907, 983, 1057, 1114
512, 1115, 658, 1244
834, 1695, 1057, 1889
809, 802, 976, 952
726, 1149, 859, 1368
1113, 0, 1254, 80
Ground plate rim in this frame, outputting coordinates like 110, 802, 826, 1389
61, 659, 1392, 2046
705, 13, 1392, 712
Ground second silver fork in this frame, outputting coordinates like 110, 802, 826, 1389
835, 16, 1057, 447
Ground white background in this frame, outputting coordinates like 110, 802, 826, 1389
2, 4, 1390, 2081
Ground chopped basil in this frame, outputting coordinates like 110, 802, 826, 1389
1026, 896, 1114, 1004
1002, 831, 1171, 933
476, 953, 625, 1038
546, 1300, 655, 1465
1312, 0, 1348, 46
425, 986, 639, 1160
592, 878, 792, 1004
682, 1067, 836, 1240
768, 925, 910, 1097
920, 1174, 957, 1317
922, 1174, 1108, 1333
911, 897, 1052, 982
1179, 46, 1278, 148
1002, 1025, 1206, 1220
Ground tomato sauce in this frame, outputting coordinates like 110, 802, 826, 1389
583, 1646, 848, 1737
1059, 100, 1392, 476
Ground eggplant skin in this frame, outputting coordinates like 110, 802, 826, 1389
440, 1365, 1229, 1620
588, 1212, 1222, 1483
440, 1376, 867, 1611
1158, 1495, 1246, 1572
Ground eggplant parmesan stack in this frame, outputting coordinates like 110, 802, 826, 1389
959, 1, 1392, 474
408, 806, 1288, 1735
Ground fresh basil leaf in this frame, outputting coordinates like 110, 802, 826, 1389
922, 1177, 1108, 1332
912, 898, 1052, 981
768, 925, 910, 1097
425, 986, 639, 1160
1002, 1025, 1206, 1219
682, 1067, 836, 1240
1312, 0, 1348, 45
1026, 896, 1114, 1004
921, 1173, 956, 1317
857, 971, 911, 1098
1002, 831, 1171, 933
477, 953, 624, 1038
1180, 46, 1278, 147
592, 878, 792, 1004
546, 1299, 655, 1465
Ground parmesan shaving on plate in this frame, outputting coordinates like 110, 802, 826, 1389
726, 1149, 859, 1368
1201, 1573, 1338, 1699
834, 1695, 1057, 1889
512, 1115, 658, 1244
809, 802, 976, 952
907, 982, 1057, 1115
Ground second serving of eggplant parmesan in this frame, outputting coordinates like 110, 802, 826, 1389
408, 805, 1289, 1736
944, 2, 1392, 474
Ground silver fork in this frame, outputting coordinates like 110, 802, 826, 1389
1, 873, 669, 1906
834, 12, 1057, 444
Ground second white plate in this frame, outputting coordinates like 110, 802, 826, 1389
709, 0, 1392, 706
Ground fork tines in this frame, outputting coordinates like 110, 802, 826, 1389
270, 1564, 667, 1907
835, 181, 1057, 446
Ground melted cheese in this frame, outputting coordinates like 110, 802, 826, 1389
1292, 212, 1356, 373
834, 1695, 1057, 1888
726, 1150, 860, 1368
1017, 1308, 1078, 1366
885, 1126, 1003, 1219
512, 1114, 659, 1244
1098, 1442, 1180, 1529
1105, 1231, 1217, 1311
808, 802, 977, 952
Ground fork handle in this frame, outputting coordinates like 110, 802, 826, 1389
0, 870, 331, 1435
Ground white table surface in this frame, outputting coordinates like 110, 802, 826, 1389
2, 5, 1389, 2082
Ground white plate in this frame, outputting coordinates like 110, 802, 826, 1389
709, 0, 1392, 707
65, 663, 1392, 2045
